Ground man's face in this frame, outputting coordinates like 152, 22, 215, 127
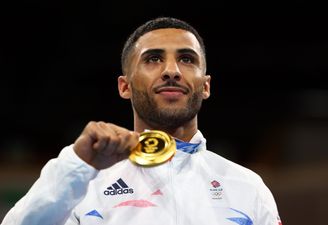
121, 28, 210, 129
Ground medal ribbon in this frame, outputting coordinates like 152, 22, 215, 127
175, 139, 201, 154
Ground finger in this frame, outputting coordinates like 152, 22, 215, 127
124, 131, 140, 151
92, 136, 108, 151
97, 122, 123, 152
109, 124, 140, 153
83, 121, 109, 141
88, 122, 116, 152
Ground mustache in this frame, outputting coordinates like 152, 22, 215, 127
153, 80, 189, 94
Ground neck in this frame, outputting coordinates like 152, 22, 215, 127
134, 115, 198, 142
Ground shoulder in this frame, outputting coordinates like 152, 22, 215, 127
199, 149, 277, 204
200, 149, 264, 184
199, 150, 279, 217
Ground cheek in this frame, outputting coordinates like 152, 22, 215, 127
132, 67, 161, 87
130, 75, 152, 92
193, 78, 207, 92
138, 62, 164, 79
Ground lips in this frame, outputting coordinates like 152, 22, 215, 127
154, 85, 189, 94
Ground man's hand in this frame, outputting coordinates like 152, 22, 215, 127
73, 121, 139, 170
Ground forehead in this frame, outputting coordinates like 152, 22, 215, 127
134, 28, 202, 55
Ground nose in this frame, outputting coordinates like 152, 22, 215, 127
161, 60, 181, 81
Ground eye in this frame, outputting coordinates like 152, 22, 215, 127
146, 55, 162, 63
179, 55, 194, 64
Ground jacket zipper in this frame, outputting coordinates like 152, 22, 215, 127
169, 159, 178, 225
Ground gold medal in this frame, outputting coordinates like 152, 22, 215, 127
129, 130, 176, 166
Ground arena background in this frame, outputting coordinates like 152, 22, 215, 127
1, 1, 327, 224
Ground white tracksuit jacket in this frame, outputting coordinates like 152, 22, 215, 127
2, 131, 282, 225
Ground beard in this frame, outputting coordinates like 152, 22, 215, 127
131, 83, 203, 130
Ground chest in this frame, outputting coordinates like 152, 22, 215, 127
74, 163, 257, 225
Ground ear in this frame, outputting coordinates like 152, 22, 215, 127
202, 75, 211, 99
118, 75, 131, 99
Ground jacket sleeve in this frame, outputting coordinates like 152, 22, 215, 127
1, 144, 99, 225
255, 179, 282, 225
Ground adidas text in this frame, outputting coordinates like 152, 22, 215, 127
104, 188, 134, 195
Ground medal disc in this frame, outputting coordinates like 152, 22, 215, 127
129, 130, 176, 166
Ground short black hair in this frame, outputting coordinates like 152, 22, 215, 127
121, 17, 206, 74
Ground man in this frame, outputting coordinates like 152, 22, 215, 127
2, 17, 282, 225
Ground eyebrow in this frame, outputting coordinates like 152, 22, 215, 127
141, 49, 164, 58
140, 48, 200, 58
177, 48, 199, 57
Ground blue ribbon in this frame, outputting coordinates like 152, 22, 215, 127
175, 139, 201, 154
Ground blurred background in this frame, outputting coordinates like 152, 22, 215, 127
1, 1, 327, 224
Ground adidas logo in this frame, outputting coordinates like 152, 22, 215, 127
104, 178, 134, 196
